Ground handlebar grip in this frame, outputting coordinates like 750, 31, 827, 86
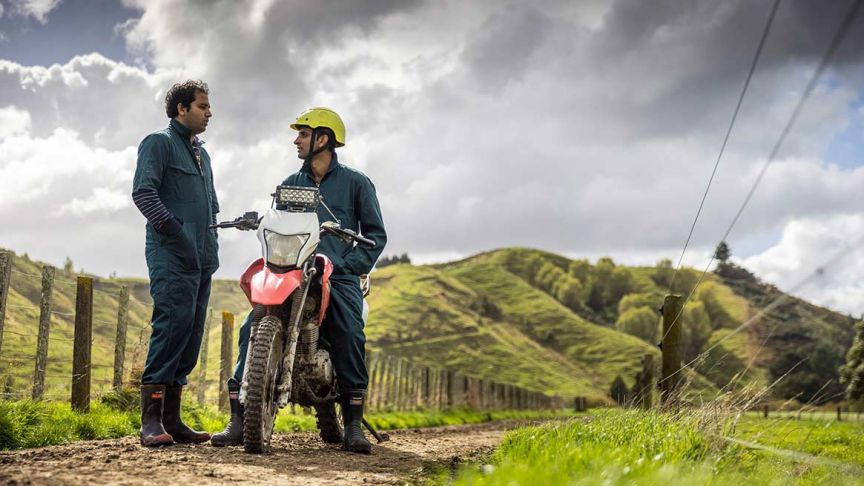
354, 235, 376, 248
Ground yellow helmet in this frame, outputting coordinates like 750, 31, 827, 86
290, 107, 346, 147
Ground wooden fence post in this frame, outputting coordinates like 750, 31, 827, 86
423, 367, 431, 408
763, 404, 769, 418
837, 406, 842, 422
373, 352, 385, 411
382, 354, 394, 409
32, 265, 55, 400
365, 350, 376, 412
0, 252, 12, 360
71, 277, 93, 412
112, 286, 129, 391
660, 294, 683, 406
219, 312, 234, 412
197, 308, 212, 405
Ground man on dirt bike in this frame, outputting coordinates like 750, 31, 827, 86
211, 107, 387, 454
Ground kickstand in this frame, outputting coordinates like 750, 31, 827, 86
362, 418, 390, 443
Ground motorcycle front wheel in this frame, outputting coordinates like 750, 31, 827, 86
243, 315, 283, 453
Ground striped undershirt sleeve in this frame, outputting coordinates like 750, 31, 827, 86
132, 188, 182, 235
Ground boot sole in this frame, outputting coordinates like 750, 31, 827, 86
140, 433, 174, 447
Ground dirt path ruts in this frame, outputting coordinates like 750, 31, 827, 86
0, 421, 537, 485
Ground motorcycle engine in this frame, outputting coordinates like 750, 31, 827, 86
306, 349, 335, 388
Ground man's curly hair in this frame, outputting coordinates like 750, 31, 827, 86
164, 80, 209, 118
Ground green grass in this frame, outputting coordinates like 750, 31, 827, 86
733, 415, 864, 467
443, 409, 864, 485
0, 400, 137, 450
0, 396, 573, 451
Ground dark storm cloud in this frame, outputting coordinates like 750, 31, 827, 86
589, 0, 864, 139
460, 4, 553, 91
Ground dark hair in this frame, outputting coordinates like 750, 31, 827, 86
164, 80, 209, 118
314, 127, 337, 152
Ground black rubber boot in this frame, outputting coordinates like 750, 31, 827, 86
139, 385, 174, 447
340, 390, 372, 454
314, 401, 343, 444
211, 382, 244, 447
162, 385, 211, 444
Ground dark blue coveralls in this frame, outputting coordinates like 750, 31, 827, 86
133, 119, 220, 386
231, 153, 386, 392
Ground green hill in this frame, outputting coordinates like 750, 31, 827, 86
0, 247, 857, 405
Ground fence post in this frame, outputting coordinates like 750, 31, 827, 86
660, 294, 683, 407
763, 404, 768, 418
32, 265, 55, 400
372, 352, 385, 411
837, 406, 842, 422
197, 308, 212, 405
71, 276, 93, 412
219, 312, 234, 412
365, 350, 375, 411
0, 252, 12, 359
112, 286, 129, 391
639, 354, 654, 410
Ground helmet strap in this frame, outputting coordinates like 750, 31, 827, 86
303, 127, 331, 164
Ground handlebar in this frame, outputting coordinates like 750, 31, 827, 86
321, 222, 376, 249
211, 212, 375, 249
208, 211, 260, 231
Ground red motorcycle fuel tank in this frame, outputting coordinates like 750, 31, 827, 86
240, 258, 303, 306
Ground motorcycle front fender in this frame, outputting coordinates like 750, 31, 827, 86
240, 258, 303, 306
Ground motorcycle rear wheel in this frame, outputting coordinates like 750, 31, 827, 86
243, 315, 283, 453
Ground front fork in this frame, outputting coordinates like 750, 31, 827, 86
239, 260, 318, 408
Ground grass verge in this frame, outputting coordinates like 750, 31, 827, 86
441, 409, 864, 485
0, 395, 573, 451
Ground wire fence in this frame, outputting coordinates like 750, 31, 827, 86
0, 251, 563, 413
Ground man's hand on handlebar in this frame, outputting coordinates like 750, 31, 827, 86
320, 221, 376, 248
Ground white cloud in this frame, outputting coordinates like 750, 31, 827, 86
742, 214, 864, 315
55, 187, 129, 217
0, 105, 30, 137
0, 0, 862, 306
9, 0, 61, 23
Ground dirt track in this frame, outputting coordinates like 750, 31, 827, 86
0, 421, 536, 485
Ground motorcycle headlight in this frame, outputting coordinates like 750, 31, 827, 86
264, 230, 310, 268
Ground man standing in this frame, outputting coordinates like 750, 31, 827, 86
132, 80, 219, 447
211, 107, 386, 454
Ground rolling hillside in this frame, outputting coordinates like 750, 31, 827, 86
0, 246, 857, 405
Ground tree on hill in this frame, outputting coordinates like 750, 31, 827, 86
840, 320, 864, 401
609, 375, 629, 406
681, 301, 712, 362
652, 258, 674, 288
615, 306, 659, 343
63, 257, 74, 275
770, 338, 845, 404
714, 241, 731, 263
377, 253, 411, 268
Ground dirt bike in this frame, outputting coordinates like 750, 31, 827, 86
211, 185, 387, 453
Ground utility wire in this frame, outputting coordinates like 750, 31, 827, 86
659, 0, 864, 344
667, 0, 782, 294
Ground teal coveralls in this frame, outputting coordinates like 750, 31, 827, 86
231, 153, 386, 392
133, 119, 220, 386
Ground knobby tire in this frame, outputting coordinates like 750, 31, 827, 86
243, 316, 283, 453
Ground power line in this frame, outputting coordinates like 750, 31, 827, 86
659, 0, 864, 344
668, 0, 782, 294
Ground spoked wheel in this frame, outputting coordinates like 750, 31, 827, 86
243, 316, 283, 453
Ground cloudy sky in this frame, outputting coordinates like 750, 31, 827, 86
1, 0, 862, 315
